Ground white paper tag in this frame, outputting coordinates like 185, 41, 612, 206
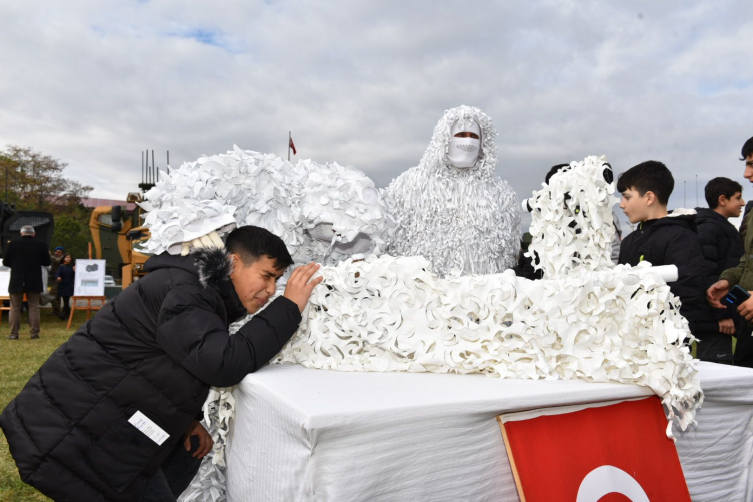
128, 411, 170, 445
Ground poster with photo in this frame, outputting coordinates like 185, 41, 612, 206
74, 259, 106, 297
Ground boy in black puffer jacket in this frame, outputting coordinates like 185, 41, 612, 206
617, 161, 729, 364
695, 178, 745, 338
1, 225, 323, 502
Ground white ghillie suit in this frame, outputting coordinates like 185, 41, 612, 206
524, 155, 619, 278
387, 105, 520, 277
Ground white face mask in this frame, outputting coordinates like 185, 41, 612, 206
446, 119, 482, 168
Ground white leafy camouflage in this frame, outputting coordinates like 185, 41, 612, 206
525, 155, 619, 278
386, 105, 520, 277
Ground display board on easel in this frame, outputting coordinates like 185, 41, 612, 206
74, 260, 106, 297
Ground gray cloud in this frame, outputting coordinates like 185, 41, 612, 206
1, 0, 752, 233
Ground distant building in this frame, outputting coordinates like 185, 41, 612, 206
81, 198, 136, 210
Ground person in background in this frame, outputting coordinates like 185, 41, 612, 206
48, 246, 64, 316
696, 178, 745, 340
56, 253, 75, 320
2, 225, 51, 340
707, 136, 753, 367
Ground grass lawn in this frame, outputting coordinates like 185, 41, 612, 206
0, 310, 95, 502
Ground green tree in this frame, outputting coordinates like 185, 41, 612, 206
51, 215, 92, 261
0, 145, 93, 215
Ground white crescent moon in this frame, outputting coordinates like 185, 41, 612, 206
576, 465, 650, 502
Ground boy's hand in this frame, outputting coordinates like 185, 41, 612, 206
718, 318, 735, 335
183, 420, 213, 459
56, 277, 61, 282
707, 280, 730, 308
283, 263, 323, 313
739, 296, 753, 322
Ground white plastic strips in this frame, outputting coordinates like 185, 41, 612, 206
274, 255, 701, 431
140, 146, 394, 266
525, 155, 619, 277
387, 105, 520, 277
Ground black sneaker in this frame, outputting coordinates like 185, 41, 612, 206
8, 334, 18, 340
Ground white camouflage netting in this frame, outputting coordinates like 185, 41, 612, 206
274, 255, 701, 433
525, 155, 619, 278
139, 146, 394, 266
387, 105, 520, 277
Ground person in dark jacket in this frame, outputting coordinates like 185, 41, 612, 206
56, 252, 75, 320
708, 136, 753, 367
0, 225, 322, 501
695, 178, 745, 337
2, 225, 52, 340
617, 161, 728, 363
49, 246, 64, 316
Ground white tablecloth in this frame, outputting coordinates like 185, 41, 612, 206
226, 362, 753, 501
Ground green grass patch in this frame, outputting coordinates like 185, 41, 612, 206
0, 310, 94, 502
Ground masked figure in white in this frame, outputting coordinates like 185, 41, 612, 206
387, 105, 520, 277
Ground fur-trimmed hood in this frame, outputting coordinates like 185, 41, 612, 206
144, 248, 247, 323
144, 247, 232, 290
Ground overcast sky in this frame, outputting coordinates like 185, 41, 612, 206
2, 1, 752, 231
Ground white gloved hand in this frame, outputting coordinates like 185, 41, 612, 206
180, 231, 225, 256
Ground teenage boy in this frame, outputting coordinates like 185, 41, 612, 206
1, 225, 322, 501
617, 161, 727, 363
696, 178, 745, 337
708, 136, 753, 367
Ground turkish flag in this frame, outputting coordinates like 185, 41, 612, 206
289, 136, 297, 155
498, 397, 691, 501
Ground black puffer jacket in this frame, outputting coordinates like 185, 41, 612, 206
695, 207, 745, 320
0, 248, 301, 501
618, 211, 718, 335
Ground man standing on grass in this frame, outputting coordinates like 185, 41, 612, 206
2, 225, 51, 340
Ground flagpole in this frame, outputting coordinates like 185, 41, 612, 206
288, 131, 291, 161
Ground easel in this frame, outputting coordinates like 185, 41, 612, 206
66, 243, 106, 329
66, 296, 107, 329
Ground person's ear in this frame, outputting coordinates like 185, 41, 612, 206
644, 191, 656, 206
228, 254, 239, 278
718, 195, 728, 207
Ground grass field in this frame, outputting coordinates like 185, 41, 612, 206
0, 310, 94, 502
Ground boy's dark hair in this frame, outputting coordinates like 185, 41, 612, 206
616, 160, 674, 206
705, 177, 742, 209
225, 225, 293, 270
742, 136, 753, 160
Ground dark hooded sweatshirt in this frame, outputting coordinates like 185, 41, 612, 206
618, 211, 718, 336
0, 248, 301, 501
695, 207, 745, 322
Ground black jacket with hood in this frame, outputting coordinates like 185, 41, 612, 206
695, 207, 745, 321
618, 210, 718, 336
0, 248, 301, 501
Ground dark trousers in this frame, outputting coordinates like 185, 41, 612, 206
140, 436, 202, 501
734, 323, 753, 368
61, 296, 71, 317
696, 331, 734, 365
9, 292, 40, 338
50, 282, 61, 315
